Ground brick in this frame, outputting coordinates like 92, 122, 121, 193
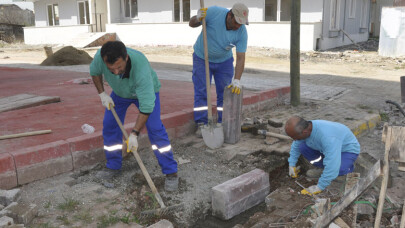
0, 154, 17, 190
0, 189, 20, 207
0, 153, 15, 173
147, 219, 174, 228
243, 94, 260, 106
0, 216, 14, 227
72, 148, 105, 170
4, 202, 38, 225
67, 131, 103, 152
17, 156, 73, 185
175, 120, 195, 138
212, 168, 270, 220
161, 110, 193, 129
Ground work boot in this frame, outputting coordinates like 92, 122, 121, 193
195, 123, 204, 138
95, 168, 121, 181
165, 173, 179, 192
306, 168, 323, 178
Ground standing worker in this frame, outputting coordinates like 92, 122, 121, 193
189, 3, 249, 136
285, 116, 360, 196
90, 41, 178, 191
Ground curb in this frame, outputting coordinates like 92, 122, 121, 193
0, 86, 290, 189
351, 114, 381, 136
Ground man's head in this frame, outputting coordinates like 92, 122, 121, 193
285, 116, 311, 140
101, 41, 128, 75
226, 3, 249, 31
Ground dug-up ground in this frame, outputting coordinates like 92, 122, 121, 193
0, 39, 405, 228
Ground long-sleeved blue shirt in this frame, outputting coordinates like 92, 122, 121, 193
288, 120, 360, 190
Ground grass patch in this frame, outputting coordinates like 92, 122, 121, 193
43, 201, 52, 209
97, 214, 121, 228
367, 110, 374, 114
32, 223, 55, 228
74, 211, 93, 224
357, 104, 371, 110
380, 112, 389, 122
144, 192, 159, 210
57, 196, 80, 211
345, 117, 355, 121
56, 215, 71, 226
325, 113, 333, 116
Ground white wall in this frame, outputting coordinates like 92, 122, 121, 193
107, 22, 322, 51
379, 7, 405, 57
301, 0, 323, 22
33, 0, 79, 26
23, 25, 92, 44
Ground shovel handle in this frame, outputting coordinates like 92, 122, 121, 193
200, 0, 213, 123
110, 107, 166, 209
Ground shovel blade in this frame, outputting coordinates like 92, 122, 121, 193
201, 123, 224, 149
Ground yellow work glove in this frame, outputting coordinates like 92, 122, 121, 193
227, 79, 242, 95
301, 185, 322, 196
126, 133, 138, 153
288, 166, 300, 178
98, 91, 115, 110
197, 8, 207, 21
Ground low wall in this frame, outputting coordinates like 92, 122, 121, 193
23, 25, 92, 45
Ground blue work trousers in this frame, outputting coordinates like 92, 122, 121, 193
102, 92, 178, 175
299, 142, 359, 176
192, 53, 234, 124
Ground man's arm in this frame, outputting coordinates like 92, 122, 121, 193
133, 113, 149, 133
189, 15, 201, 28
91, 75, 104, 94
317, 138, 342, 190
234, 52, 245, 80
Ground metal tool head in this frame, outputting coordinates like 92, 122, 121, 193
201, 123, 224, 149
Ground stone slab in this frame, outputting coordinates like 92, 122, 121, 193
0, 216, 14, 227
147, 219, 174, 228
0, 189, 20, 207
4, 202, 38, 225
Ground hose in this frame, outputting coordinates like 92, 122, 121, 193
386, 100, 405, 117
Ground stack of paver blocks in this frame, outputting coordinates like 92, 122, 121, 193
0, 188, 37, 227
212, 168, 270, 220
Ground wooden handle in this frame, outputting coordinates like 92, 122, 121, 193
265, 131, 292, 141
200, 0, 213, 123
110, 107, 166, 208
0, 130, 52, 140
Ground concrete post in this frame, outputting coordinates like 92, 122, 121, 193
290, 0, 301, 106
401, 76, 405, 103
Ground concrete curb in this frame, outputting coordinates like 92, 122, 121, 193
351, 114, 381, 136
0, 87, 290, 189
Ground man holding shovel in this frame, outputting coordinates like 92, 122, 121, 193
189, 3, 249, 137
90, 41, 178, 191
285, 116, 360, 196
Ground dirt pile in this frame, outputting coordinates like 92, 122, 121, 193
40, 46, 93, 66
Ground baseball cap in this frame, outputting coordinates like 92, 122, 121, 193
232, 3, 249, 25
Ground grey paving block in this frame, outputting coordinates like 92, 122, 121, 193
147, 219, 174, 228
212, 168, 270, 220
0, 189, 20, 207
4, 202, 38, 225
0, 216, 14, 227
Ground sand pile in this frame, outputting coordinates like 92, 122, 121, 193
40, 46, 93, 66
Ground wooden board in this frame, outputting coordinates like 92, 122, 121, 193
222, 87, 243, 144
343, 172, 360, 227
387, 126, 405, 162
0, 94, 60, 113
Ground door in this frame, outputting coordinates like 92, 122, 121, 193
78, 1, 90, 24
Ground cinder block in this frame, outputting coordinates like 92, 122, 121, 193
0, 216, 14, 227
147, 219, 173, 228
4, 202, 38, 225
212, 168, 270, 220
0, 189, 21, 207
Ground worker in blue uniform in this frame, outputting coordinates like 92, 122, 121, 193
90, 41, 178, 191
285, 116, 360, 196
189, 3, 249, 136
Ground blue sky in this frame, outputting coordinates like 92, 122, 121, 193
0, 0, 34, 11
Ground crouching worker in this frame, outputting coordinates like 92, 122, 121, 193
285, 116, 360, 196
90, 41, 178, 191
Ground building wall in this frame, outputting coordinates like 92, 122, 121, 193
394, 0, 405, 6
370, 0, 394, 37
379, 7, 405, 57
23, 24, 92, 44
34, 0, 79, 27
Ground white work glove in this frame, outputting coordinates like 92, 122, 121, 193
301, 185, 322, 196
197, 8, 207, 21
126, 133, 138, 153
98, 92, 114, 110
227, 79, 242, 95
289, 166, 300, 178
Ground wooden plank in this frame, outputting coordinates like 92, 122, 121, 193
400, 199, 405, 228
388, 126, 405, 161
222, 87, 243, 144
342, 172, 360, 227
313, 161, 382, 228
0, 94, 60, 113
0, 130, 52, 140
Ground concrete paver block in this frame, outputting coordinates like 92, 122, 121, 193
0, 216, 14, 227
0, 154, 17, 190
147, 219, 174, 228
4, 202, 38, 225
212, 168, 270, 220
0, 189, 20, 207
71, 148, 105, 170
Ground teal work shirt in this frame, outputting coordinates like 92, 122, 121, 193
193, 6, 248, 63
288, 120, 360, 190
89, 48, 161, 113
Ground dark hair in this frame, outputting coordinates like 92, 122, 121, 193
100, 41, 127, 64
294, 117, 310, 134
229, 10, 235, 18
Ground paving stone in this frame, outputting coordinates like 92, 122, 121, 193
357, 203, 374, 215
0, 216, 14, 227
147, 219, 174, 228
0, 189, 21, 207
212, 168, 270, 220
4, 202, 38, 225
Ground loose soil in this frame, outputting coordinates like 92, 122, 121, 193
40, 46, 93, 66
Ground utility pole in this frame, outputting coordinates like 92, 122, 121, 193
290, 0, 301, 106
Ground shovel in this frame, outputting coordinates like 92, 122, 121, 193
200, 0, 224, 149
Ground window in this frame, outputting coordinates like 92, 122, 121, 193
264, 0, 277, 21
348, 0, 356, 18
280, 0, 291, 21
174, 0, 190, 22
78, 1, 90, 24
47, 4, 59, 26
330, 0, 340, 30
124, 0, 138, 18
360, 0, 368, 28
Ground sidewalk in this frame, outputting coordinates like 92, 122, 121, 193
0, 67, 290, 189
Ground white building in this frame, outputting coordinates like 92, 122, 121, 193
20, 0, 372, 51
